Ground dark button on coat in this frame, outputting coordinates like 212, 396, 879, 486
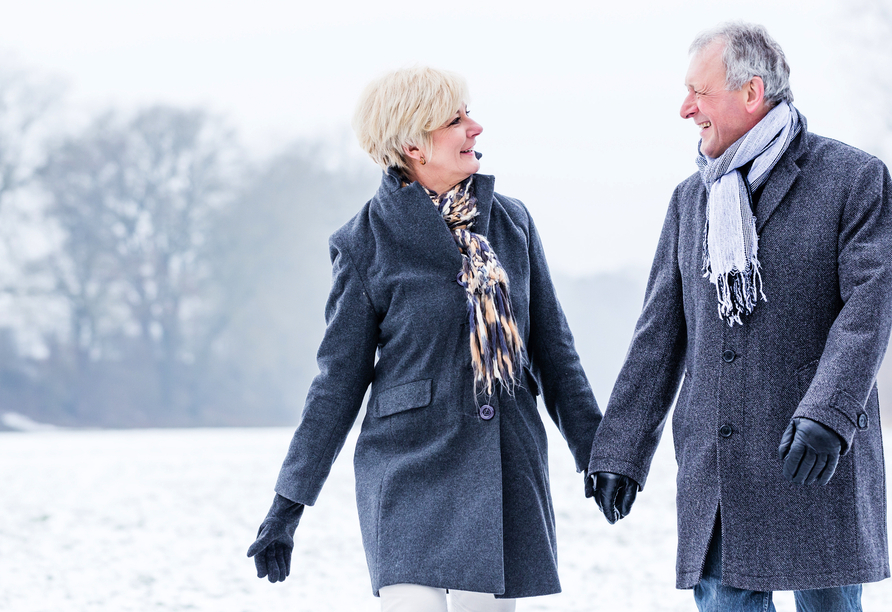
589, 125, 892, 592
275, 171, 601, 598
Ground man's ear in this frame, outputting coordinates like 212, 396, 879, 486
745, 76, 766, 114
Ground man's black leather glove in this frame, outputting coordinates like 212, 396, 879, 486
778, 417, 842, 485
246, 493, 305, 582
593, 472, 638, 525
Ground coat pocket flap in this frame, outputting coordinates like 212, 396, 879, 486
374, 379, 432, 417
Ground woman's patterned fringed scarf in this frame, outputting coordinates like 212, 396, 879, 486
424, 176, 524, 398
697, 101, 802, 326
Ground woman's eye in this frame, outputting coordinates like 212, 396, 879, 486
450, 117, 461, 126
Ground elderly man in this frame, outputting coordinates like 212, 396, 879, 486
588, 22, 892, 612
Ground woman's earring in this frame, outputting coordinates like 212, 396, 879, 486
420, 157, 426, 166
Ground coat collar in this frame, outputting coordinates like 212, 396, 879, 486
754, 116, 810, 232
372, 170, 497, 269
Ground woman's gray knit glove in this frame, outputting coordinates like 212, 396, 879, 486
246, 494, 305, 582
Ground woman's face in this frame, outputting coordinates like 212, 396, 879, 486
408, 106, 482, 194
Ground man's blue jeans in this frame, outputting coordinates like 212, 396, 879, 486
694, 527, 862, 612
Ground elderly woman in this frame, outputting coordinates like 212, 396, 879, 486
247, 66, 601, 611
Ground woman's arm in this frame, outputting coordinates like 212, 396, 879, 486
274, 237, 379, 506
525, 210, 602, 472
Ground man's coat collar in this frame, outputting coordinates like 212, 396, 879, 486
754, 119, 810, 232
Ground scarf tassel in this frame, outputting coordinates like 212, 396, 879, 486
430, 176, 525, 399
697, 101, 800, 326
467, 285, 523, 396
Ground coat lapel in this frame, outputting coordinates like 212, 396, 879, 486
755, 128, 809, 232
471, 173, 495, 237
371, 171, 496, 271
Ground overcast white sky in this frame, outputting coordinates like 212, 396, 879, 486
0, 0, 872, 276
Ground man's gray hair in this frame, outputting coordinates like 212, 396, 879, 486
690, 21, 793, 106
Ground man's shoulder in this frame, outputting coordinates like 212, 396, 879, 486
805, 131, 877, 165
796, 131, 890, 193
800, 132, 883, 175
673, 170, 704, 198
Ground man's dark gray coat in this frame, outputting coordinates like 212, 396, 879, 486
274, 171, 601, 598
588, 124, 892, 591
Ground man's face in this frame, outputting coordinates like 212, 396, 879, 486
679, 41, 759, 159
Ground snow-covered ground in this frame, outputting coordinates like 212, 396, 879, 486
1, 420, 890, 611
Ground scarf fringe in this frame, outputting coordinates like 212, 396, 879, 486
429, 177, 524, 398
701, 217, 768, 326
698, 102, 800, 325
703, 257, 768, 326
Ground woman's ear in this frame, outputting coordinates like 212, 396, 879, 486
403, 142, 424, 163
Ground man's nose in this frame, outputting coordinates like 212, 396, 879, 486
680, 92, 697, 119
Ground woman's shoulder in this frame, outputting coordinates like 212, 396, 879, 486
491, 189, 536, 235
492, 190, 526, 211
329, 178, 404, 259
330, 198, 375, 252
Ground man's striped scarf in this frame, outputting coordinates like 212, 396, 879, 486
425, 176, 524, 397
696, 101, 802, 325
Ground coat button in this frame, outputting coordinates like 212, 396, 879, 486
722, 349, 736, 363
719, 424, 733, 438
479, 404, 495, 420
858, 413, 868, 429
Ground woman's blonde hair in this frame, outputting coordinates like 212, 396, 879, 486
352, 66, 469, 172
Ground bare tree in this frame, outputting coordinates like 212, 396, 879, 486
0, 62, 65, 340
0, 63, 60, 207
38, 106, 241, 420
201, 140, 377, 423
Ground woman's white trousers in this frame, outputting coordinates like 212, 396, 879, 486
379, 584, 517, 612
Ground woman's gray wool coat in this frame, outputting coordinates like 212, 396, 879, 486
274, 170, 601, 598
588, 124, 892, 592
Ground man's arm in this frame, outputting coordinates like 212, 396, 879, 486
588, 188, 688, 491
791, 157, 892, 452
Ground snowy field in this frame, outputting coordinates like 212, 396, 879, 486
2, 419, 891, 612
